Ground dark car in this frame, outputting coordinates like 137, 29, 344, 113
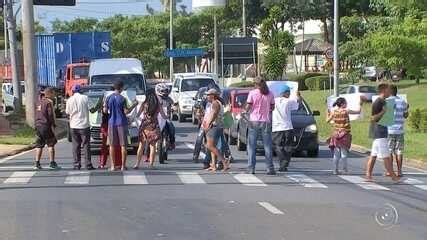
235, 99, 320, 157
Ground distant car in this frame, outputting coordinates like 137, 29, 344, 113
363, 66, 378, 81
171, 73, 218, 122
1, 82, 25, 113
222, 88, 252, 145
339, 85, 377, 102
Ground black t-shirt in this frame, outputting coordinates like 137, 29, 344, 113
371, 98, 388, 139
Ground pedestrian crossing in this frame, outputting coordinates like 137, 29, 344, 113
0, 169, 426, 193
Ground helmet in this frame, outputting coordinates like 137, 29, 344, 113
155, 83, 170, 97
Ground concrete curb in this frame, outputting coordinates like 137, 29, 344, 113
0, 120, 68, 160
320, 138, 427, 171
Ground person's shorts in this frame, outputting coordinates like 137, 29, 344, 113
388, 134, 404, 155
35, 125, 57, 148
108, 125, 128, 147
371, 138, 391, 159
206, 126, 223, 145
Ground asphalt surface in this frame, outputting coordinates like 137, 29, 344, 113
0, 121, 426, 240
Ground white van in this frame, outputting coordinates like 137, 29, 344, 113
88, 58, 147, 150
1, 82, 25, 113
89, 58, 146, 101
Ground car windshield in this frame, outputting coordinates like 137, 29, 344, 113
181, 78, 215, 92
73, 66, 89, 79
87, 95, 103, 109
359, 86, 377, 93
91, 74, 145, 95
339, 88, 348, 94
234, 94, 248, 107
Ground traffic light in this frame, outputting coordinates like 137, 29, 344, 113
33, 0, 76, 6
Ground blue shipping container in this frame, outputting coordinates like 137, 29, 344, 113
36, 32, 112, 88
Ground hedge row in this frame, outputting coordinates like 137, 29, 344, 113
287, 72, 327, 91
409, 108, 427, 133
305, 75, 333, 91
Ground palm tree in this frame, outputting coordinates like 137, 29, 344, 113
160, 0, 183, 12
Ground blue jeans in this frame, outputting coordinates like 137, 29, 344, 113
247, 121, 274, 172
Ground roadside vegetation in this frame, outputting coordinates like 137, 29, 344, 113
0, 110, 35, 145
303, 79, 427, 162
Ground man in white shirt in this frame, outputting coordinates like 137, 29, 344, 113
66, 84, 94, 170
272, 85, 300, 172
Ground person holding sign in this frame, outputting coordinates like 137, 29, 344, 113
326, 97, 361, 175
365, 84, 400, 182
387, 85, 409, 177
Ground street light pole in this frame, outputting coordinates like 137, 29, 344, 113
333, 0, 339, 97
169, 0, 174, 80
6, 0, 21, 111
241, 0, 246, 80
213, 13, 218, 76
22, 0, 37, 127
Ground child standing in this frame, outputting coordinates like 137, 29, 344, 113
327, 97, 361, 175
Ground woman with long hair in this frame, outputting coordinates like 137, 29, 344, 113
133, 88, 166, 169
245, 77, 276, 175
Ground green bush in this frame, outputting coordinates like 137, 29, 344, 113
229, 81, 255, 88
409, 108, 427, 132
287, 72, 327, 91
305, 76, 333, 91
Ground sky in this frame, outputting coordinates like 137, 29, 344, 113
30, 0, 192, 31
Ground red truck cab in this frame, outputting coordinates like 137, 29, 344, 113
64, 63, 90, 98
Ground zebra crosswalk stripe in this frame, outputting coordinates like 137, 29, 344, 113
177, 172, 206, 184
123, 171, 149, 185
403, 178, 427, 191
339, 175, 390, 190
64, 171, 90, 185
233, 174, 267, 186
3, 171, 36, 184
287, 174, 328, 188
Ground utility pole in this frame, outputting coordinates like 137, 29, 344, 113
22, 0, 37, 127
241, 0, 246, 80
213, 13, 218, 76
333, 0, 339, 97
6, 0, 21, 111
3, 0, 8, 59
169, 0, 174, 80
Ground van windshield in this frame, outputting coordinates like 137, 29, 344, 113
91, 74, 145, 94
181, 78, 215, 92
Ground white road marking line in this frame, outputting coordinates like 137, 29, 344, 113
234, 174, 267, 187
287, 174, 328, 188
184, 142, 206, 159
0, 149, 35, 163
403, 178, 427, 191
177, 172, 206, 184
64, 171, 90, 185
0, 166, 34, 170
123, 172, 148, 185
339, 175, 390, 190
4, 171, 36, 184
258, 202, 284, 215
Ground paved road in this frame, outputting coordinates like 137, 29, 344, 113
0, 121, 426, 240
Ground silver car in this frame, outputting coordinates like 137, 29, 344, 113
339, 85, 377, 102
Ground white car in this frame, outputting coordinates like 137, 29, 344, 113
170, 73, 218, 122
339, 85, 377, 102
1, 82, 25, 113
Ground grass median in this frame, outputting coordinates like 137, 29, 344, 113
302, 79, 427, 162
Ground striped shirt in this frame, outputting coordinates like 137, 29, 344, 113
388, 96, 408, 135
332, 109, 351, 132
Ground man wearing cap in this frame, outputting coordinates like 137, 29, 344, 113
272, 85, 300, 172
66, 84, 94, 170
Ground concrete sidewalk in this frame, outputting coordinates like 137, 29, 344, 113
0, 119, 68, 159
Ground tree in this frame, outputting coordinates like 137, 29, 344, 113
51, 18, 98, 32
260, 6, 295, 79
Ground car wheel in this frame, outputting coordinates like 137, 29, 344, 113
307, 148, 319, 158
237, 131, 246, 151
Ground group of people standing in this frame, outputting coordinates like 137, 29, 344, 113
327, 83, 408, 182
33, 81, 175, 171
